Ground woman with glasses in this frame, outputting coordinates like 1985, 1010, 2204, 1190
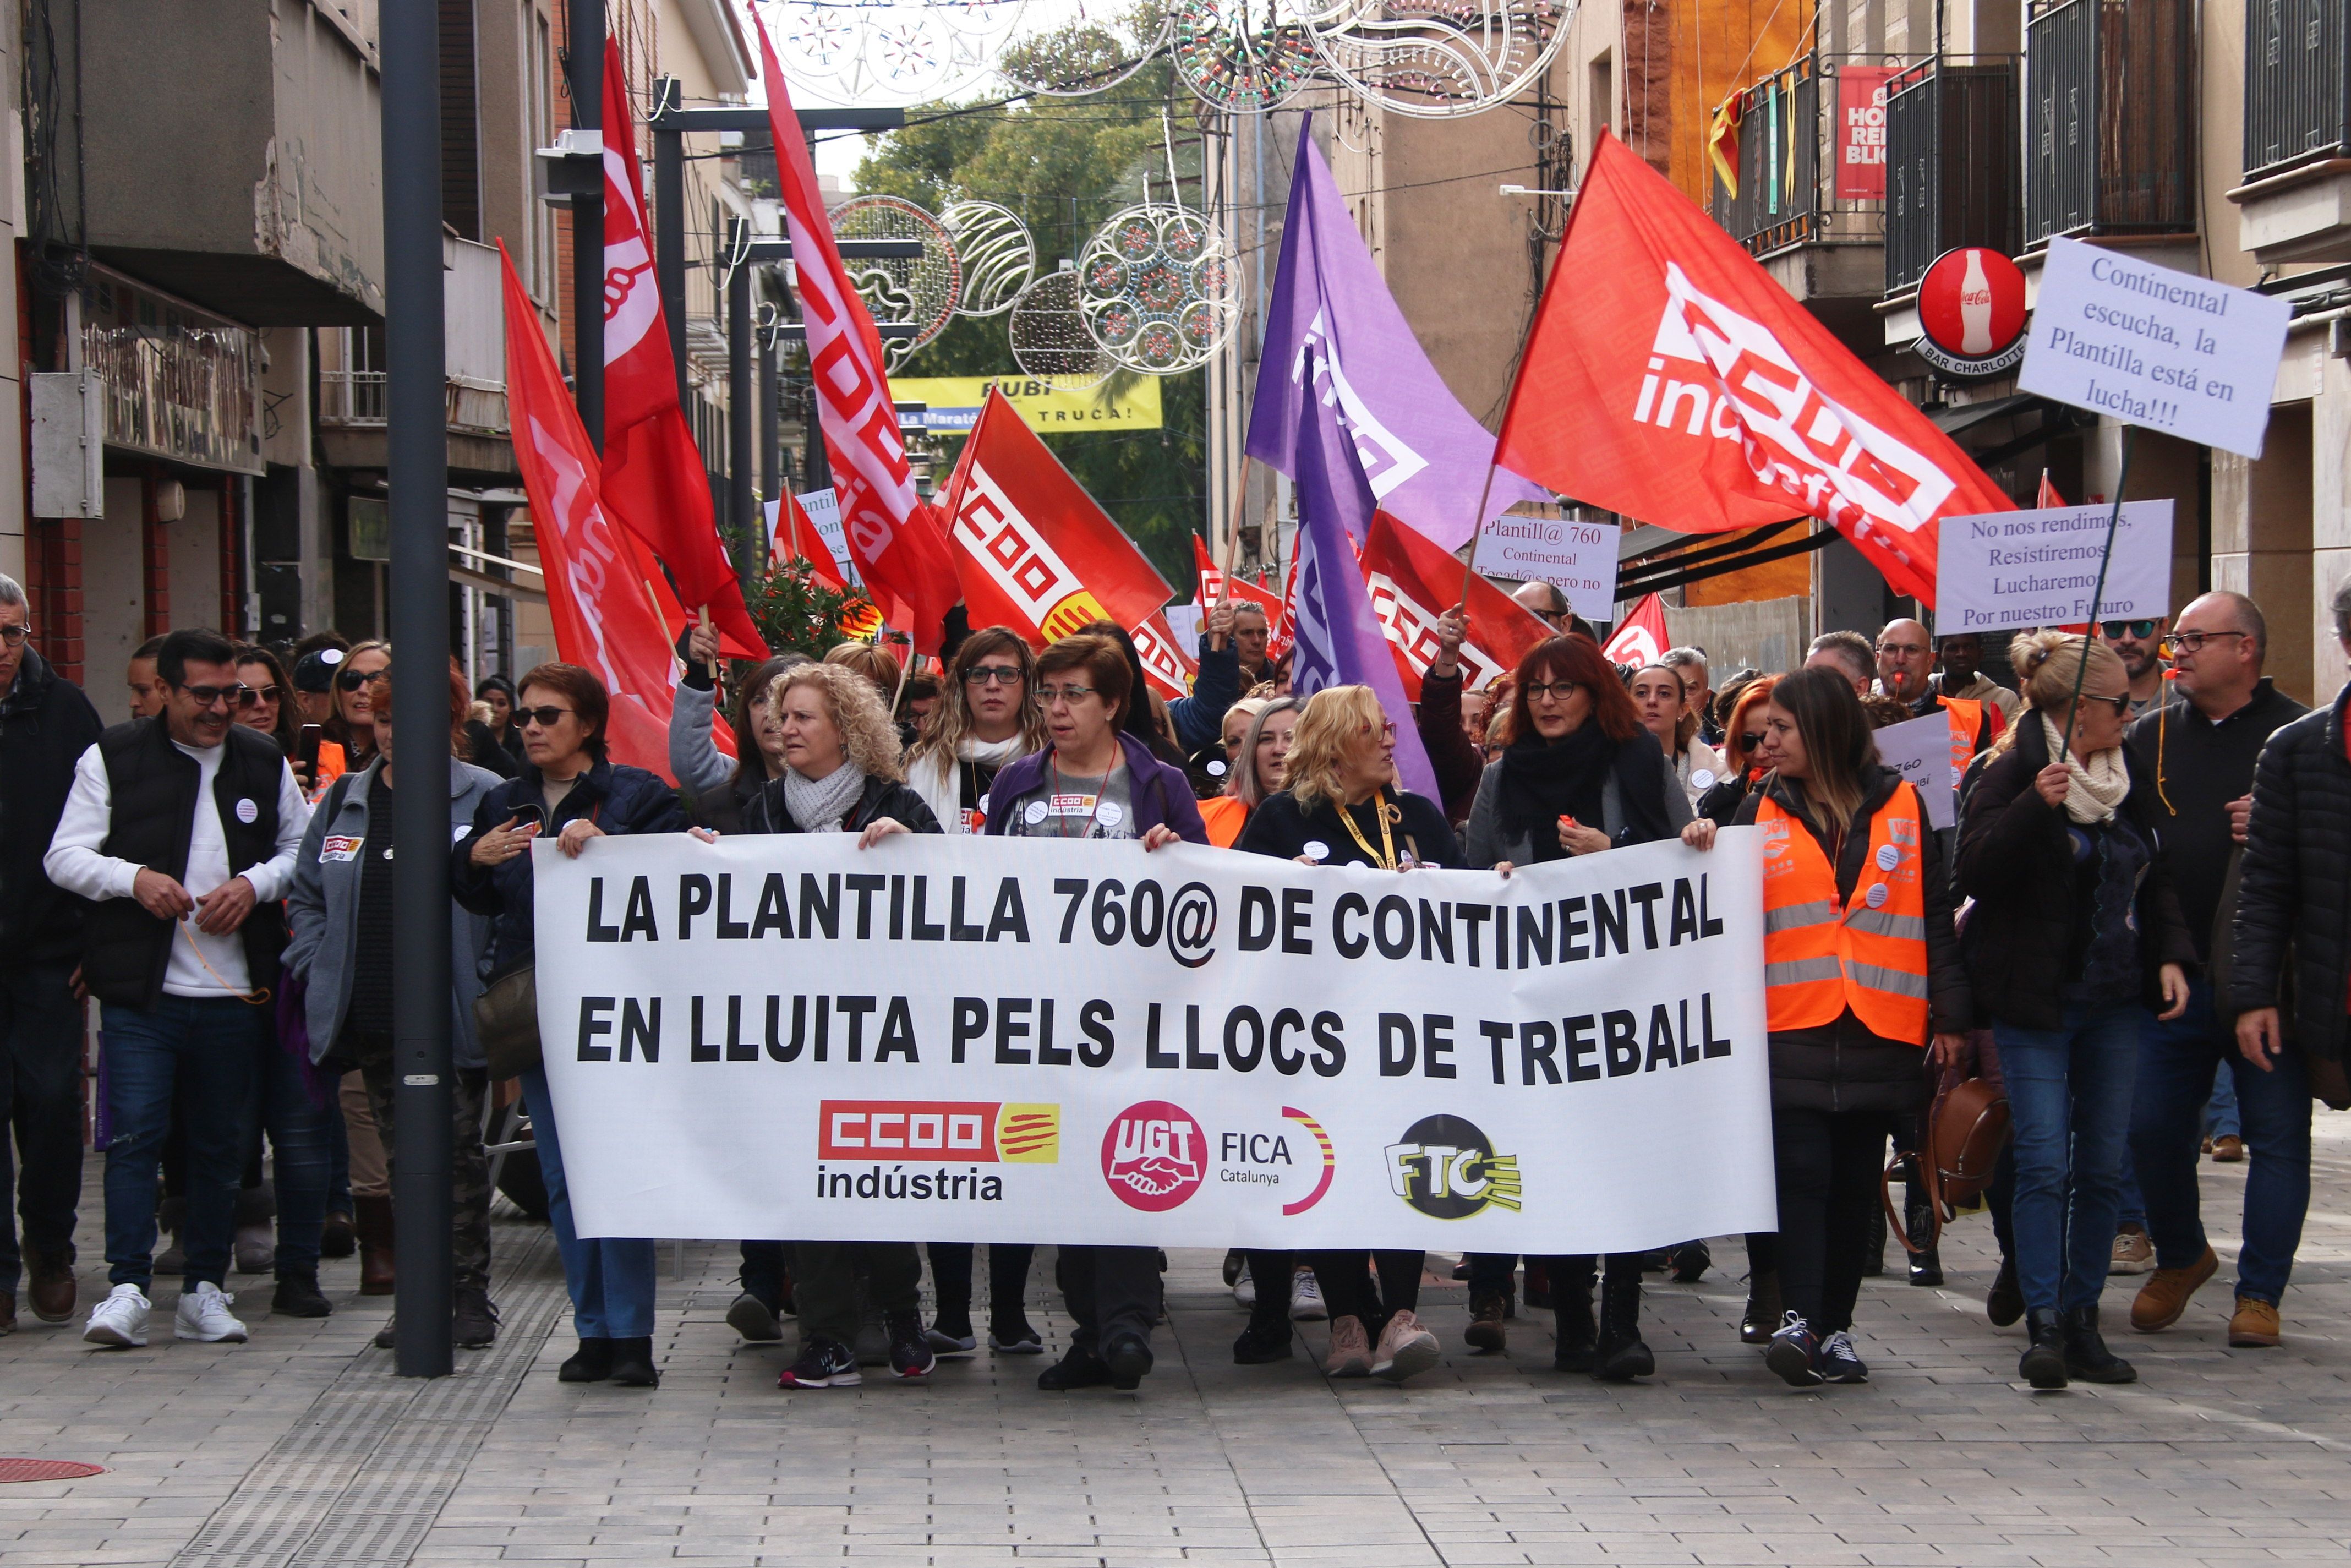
1698, 675, 1779, 828
232, 646, 299, 756
452, 663, 685, 1389
1231, 686, 1458, 1384
905, 628, 1048, 835
1956, 632, 2192, 1390
1632, 662, 1724, 815
985, 635, 1205, 1392
1459, 635, 1680, 1380
324, 641, 390, 772
1681, 668, 1972, 1387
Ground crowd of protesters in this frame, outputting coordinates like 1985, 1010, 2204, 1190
1, 563, 2344, 1401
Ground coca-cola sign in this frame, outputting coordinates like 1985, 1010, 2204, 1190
1914, 247, 2029, 379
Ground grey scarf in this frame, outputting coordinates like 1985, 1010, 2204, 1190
783, 762, 866, 833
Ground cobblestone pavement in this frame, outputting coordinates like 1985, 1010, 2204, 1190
1, 1122, 2346, 1567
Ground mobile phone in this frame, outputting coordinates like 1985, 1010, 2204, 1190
297, 724, 322, 770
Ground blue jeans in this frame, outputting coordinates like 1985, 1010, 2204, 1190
100, 996, 269, 1292
2203, 1055, 2243, 1141
1993, 1002, 2145, 1313
253, 1034, 332, 1276
522, 1067, 655, 1339
0, 965, 87, 1291
2128, 980, 2310, 1304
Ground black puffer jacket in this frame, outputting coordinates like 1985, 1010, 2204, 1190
0, 647, 103, 971
744, 771, 942, 837
1733, 764, 1971, 1113
2229, 682, 2351, 1064
1955, 712, 2196, 1030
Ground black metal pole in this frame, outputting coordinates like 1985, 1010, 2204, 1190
382, 0, 455, 1379
758, 276, 779, 576
728, 220, 754, 590
653, 84, 688, 409
569, 0, 604, 449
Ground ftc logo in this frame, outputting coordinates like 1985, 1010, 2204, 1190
1385, 1114, 1522, 1220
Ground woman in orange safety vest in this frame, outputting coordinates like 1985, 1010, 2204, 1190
1682, 666, 1970, 1389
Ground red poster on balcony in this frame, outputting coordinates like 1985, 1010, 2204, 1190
1836, 67, 1897, 201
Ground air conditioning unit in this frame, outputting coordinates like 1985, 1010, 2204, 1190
30, 371, 103, 518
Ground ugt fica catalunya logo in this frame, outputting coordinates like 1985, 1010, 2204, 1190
1100, 1100, 1205, 1212
1386, 1114, 1521, 1219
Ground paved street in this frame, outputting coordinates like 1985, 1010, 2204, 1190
2, 1121, 2348, 1568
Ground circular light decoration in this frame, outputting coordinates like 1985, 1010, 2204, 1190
1008, 268, 1114, 390
939, 200, 1037, 318
1076, 203, 1239, 374
766, 0, 1027, 106
1304, 0, 1574, 119
1172, 0, 1319, 112
997, 7, 1174, 97
830, 195, 963, 369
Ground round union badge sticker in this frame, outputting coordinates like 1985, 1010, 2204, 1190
1100, 1100, 1206, 1212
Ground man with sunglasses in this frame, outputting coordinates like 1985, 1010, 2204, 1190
2099, 616, 2169, 717
2122, 592, 2311, 1348
45, 629, 311, 1350
0, 576, 103, 1333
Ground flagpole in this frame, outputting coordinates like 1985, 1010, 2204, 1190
1455, 460, 1501, 608
2057, 425, 2137, 767
1221, 455, 1251, 580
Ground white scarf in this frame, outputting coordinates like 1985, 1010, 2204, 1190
783, 762, 866, 833
910, 733, 1029, 835
2038, 714, 2131, 824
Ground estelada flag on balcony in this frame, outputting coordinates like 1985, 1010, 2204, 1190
1494, 130, 2011, 606
1192, 535, 1283, 631
758, 20, 962, 654
939, 386, 1174, 647
1359, 511, 1551, 700
498, 242, 729, 781
595, 43, 764, 660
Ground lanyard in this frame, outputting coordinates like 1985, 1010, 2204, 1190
1337, 791, 1398, 870
1047, 756, 1118, 839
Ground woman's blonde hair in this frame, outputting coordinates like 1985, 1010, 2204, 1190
1227, 696, 1300, 808
767, 662, 905, 782
1993, 630, 2125, 755
824, 641, 904, 708
1282, 686, 1389, 811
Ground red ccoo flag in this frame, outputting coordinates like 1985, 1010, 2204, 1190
1131, 611, 1200, 700
499, 243, 730, 779
596, 43, 763, 658
769, 489, 847, 591
757, 22, 961, 652
1360, 511, 1553, 699
940, 386, 1174, 645
2036, 469, 2067, 509
1193, 535, 1284, 631
1494, 132, 2011, 607
1602, 592, 1671, 668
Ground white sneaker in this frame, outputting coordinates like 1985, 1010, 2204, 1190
174, 1282, 248, 1343
1233, 1264, 1255, 1308
84, 1283, 151, 1348
1289, 1268, 1327, 1321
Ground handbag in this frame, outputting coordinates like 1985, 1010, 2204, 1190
473, 953, 542, 1080
1883, 1073, 2011, 1254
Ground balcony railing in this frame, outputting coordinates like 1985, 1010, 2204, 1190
1713, 55, 1923, 260
1884, 56, 2021, 294
318, 369, 507, 435
2244, 0, 2351, 182
2025, 0, 2196, 245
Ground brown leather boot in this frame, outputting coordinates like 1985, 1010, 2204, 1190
2129, 1243, 2215, 1332
354, 1195, 396, 1296
25, 1247, 77, 1324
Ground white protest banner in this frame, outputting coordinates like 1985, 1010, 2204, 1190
2018, 234, 2291, 460
1934, 500, 2174, 633
532, 833, 1776, 1253
1871, 712, 1958, 830
1475, 514, 1622, 622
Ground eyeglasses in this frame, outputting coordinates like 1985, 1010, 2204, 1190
1524, 679, 1582, 703
2101, 619, 2159, 640
236, 685, 281, 708
179, 683, 249, 709
1738, 731, 1766, 751
2161, 630, 2248, 657
1359, 718, 1399, 741
2085, 692, 2131, 715
1036, 685, 1098, 706
337, 666, 382, 691
1877, 643, 1932, 660
517, 706, 576, 729
963, 665, 1025, 687
0, 623, 29, 647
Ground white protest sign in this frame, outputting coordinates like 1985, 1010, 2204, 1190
1477, 515, 1622, 622
2019, 234, 2290, 459
1935, 500, 2174, 633
797, 487, 857, 583
1871, 712, 1958, 830
1163, 603, 1204, 653
532, 832, 1776, 1253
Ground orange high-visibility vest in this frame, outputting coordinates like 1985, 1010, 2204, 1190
1942, 697, 1984, 783
1756, 781, 1932, 1043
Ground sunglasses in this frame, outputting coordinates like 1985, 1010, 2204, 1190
337, 666, 382, 691
179, 683, 249, 709
1738, 731, 1767, 750
2101, 619, 2159, 640
2080, 692, 2131, 716
517, 706, 576, 729
236, 685, 281, 707
963, 665, 1025, 686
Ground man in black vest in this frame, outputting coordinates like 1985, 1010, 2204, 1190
45, 629, 309, 1348
0, 575, 103, 1334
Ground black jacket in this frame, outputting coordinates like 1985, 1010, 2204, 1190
2228, 681, 2351, 1064
743, 772, 943, 837
450, 756, 686, 975
1955, 713, 2196, 1030
1235, 788, 1464, 868
1734, 764, 1971, 1112
0, 648, 103, 971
